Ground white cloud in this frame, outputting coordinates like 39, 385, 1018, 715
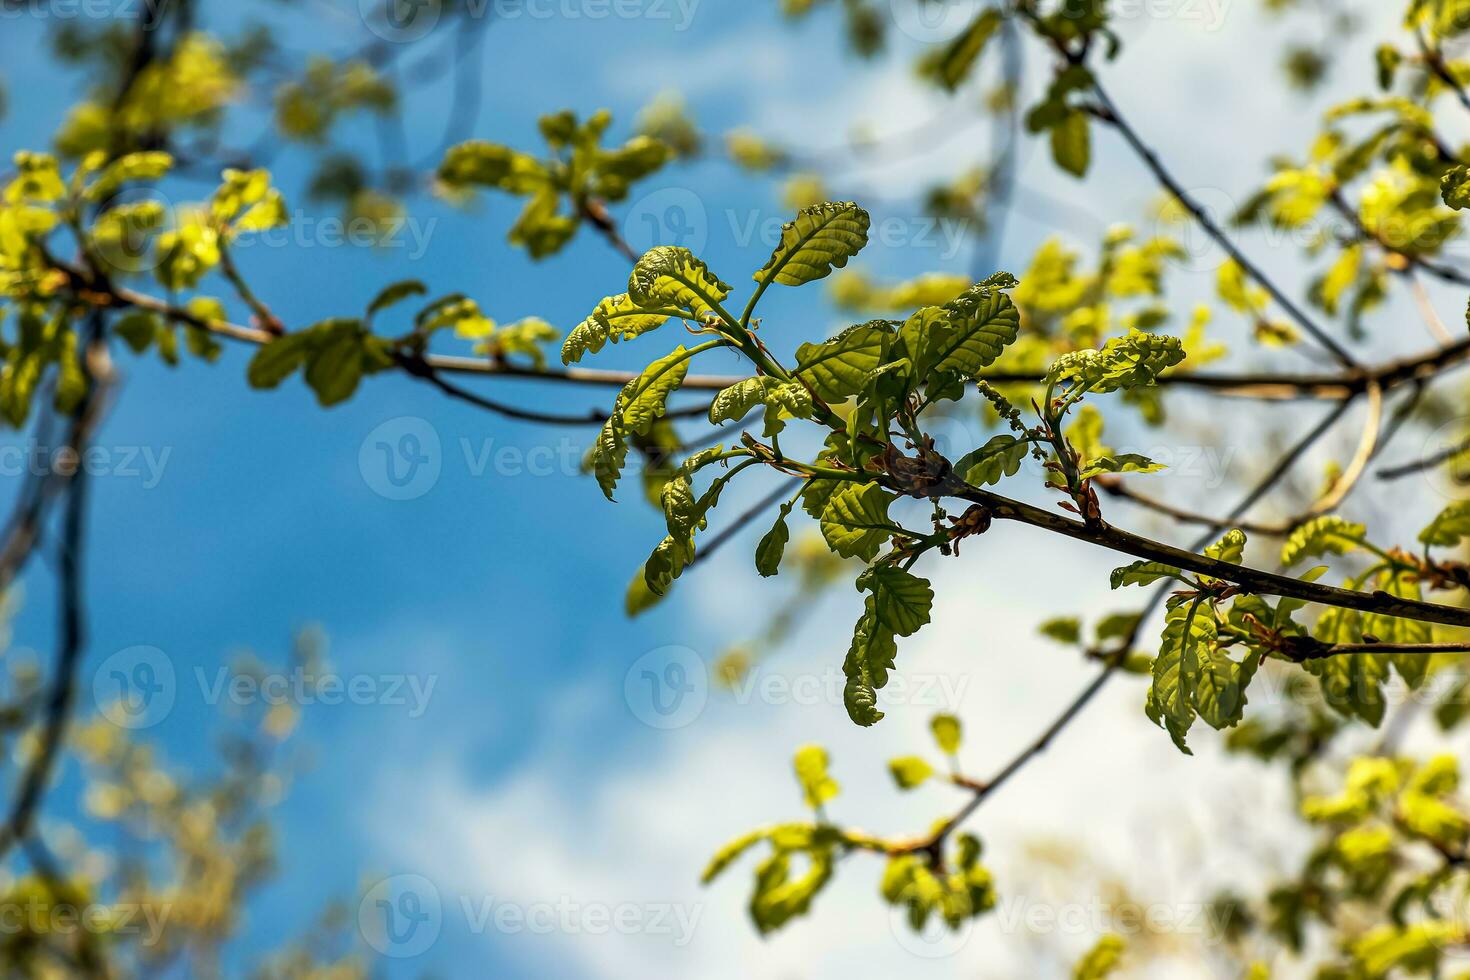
373, 522, 1306, 978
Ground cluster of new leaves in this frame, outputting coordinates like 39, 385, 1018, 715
437, 109, 673, 257
53, 33, 239, 158
1205, 747, 1470, 979
1097, 496, 1470, 756
0, 148, 551, 417
704, 717, 1000, 937
274, 57, 395, 143
0, 152, 291, 425
1225, 3, 1470, 340
738, 0, 1470, 766
570, 199, 1194, 728
834, 224, 1222, 431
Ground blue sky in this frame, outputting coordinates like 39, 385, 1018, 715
0, 1, 1453, 977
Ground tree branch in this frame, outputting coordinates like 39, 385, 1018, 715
82, 271, 1470, 401
0, 321, 111, 864
944, 480, 1470, 627
909, 396, 1376, 852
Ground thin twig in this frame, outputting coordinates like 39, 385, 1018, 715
1409, 272, 1456, 345
80, 271, 1470, 400
1085, 79, 1360, 370
1305, 641, 1470, 656
1096, 395, 1357, 535
1418, 28, 1470, 118
397, 354, 710, 425
1378, 434, 1470, 481
217, 241, 285, 335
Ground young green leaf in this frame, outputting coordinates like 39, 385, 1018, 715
246, 333, 311, 389
1442, 165, 1470, 210
755, 502, 794, 577
438, 140, 548, 193
1280, 516, 1367, 567
617, 345, 694, 434
922, 283, 1022, 378
1077, 453, 1165, 481
930, 714, 962, 755
660, 475, 706, 541
302, 328, 366, 407
708, 377, 774, 426
800, 478, 843, 520
625, 572, 664, 618
763, 382, 814, 436
748, 833, 837, 934
1040, 617, 1083, 644
1146, 601, 1217, 754
820, 482, 897, 562
1306, 605, 1388, 726
753, 201, 870, 288
956, 434, 1029, 487
1047, 331, 1186, 394
366, 279, 428, 318
590, 418, 629, 500
926, 8, 1004, 92
843, 599, 897, 727
1193, 646, 1260, 731
1051, 110, 1092, 178
888, 756, 935, 790
1205, 528, 1248, 564
1110, 560, 1183, 589
85, 150, 173, 202
1363, 569, 1432, 690
628, 246, 732, 321
858, 565, 934, 637
1420, 501, 1470, 548
794, 322, 890, 402
793, 745, 840, 809
643, 533, 695, 596
562, 293, 672, 364
701, 828, 770, 884
708, 377, 811, 436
